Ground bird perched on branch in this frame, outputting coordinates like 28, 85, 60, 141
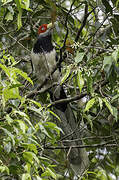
31, 23, 67, 111
31, 23, 61, 99
31, 22, 89, 175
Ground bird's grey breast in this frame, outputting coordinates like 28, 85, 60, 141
31, 49, 60, 85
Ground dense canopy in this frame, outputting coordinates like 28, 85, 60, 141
0, 0, 119, 179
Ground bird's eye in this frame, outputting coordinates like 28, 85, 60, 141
41, 26, 45, 31
38, 24, 47, 34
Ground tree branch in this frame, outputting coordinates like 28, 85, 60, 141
75, 2, 88, 42
59, 0, 76, 65
62, 0, 76, 49
0, 25, 30, 53
62, 135, 114, 143
44, 142, 118, 150
48, 92, 87, 107
75, 4, 96, 42
47, 80, 108, 107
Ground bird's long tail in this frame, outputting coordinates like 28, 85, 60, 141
51, 86, 89, 176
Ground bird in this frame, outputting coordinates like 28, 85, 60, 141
31, 23, 60, 97
31, 22, 89, 175
31, 23, 67, 111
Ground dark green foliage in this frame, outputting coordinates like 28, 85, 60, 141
0, 0, 119, 179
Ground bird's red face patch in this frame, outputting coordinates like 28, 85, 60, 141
38, 24, 47, 34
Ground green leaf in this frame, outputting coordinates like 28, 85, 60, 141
29, 99, 42, 108
102, 98, 113, 115
23, 152, 39, 164
28, 106, 42, 115
77, 70, 84, 93
14, 0, 22, 29
9, 83, 23, 89
39, 156, 50, 161
13, 110, 29, 119
13, 110, 34, 129
24, 163, 31, 174
116, 0, 119, 7
17, 10, 22, 29
4, 141, 12, 153
5, 12, 13, 21
87, 75, 93, 94
45, 122, 63, 135
16, 120, 26, 133
39, 122, 51, 138
42, 167, 57, 179
60, 66, 71, 85
2, 0, 12, 5
22, 0, 30, 9
22, 143, 38, 154
103, 56, 112, 75
75, 52, 85, 63
98, 97, 103, 110
0, 63, 10, 77
112, 106, 118, 122
115, 165, 119, 176
5, 114, 13, 124
111, 94, 119, 102
84, 98, 95, 112
103, 56, 112, 66
20, 4, 32, 11
14, 68, 33, 85
3, 86, 21, 103
83, 114, 93, 131
1, 127, 15, 146
49, 110, 61, 121
22, 173, 31, 180
14, 0, 21, 11
24, 138, 39, 146
23, 152, 33, 163
112, 47, 119, 62
34, 176, 43, 180
0, 165, 9, 175
27, 144, 38, 154
31, 152, 39, 164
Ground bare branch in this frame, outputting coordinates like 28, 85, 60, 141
44, 142, 118, 150
48, 92, 87, 107
75, 2, 88, 42
62, 135, 114, 143
0, 25, 30, 53
75, 4, 96, 42
62, 0, 76, 50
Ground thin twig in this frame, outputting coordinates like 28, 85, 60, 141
58, 0, 76, 66
62, 0, 76, 50
75, 2, 88, 42
75, 5, 97, 42
0, 25, 30, 53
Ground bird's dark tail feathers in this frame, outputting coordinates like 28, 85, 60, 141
50, 85, 89, 176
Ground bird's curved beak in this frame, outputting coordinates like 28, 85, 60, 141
47, 22, 60, 34
47, 22, 54, 29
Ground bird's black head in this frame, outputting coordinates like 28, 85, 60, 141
33, 23, 54, 53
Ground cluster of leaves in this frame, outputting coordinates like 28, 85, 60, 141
1, 0, 31, 29
0, 0, 119, 179
0, 53, 62, 179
